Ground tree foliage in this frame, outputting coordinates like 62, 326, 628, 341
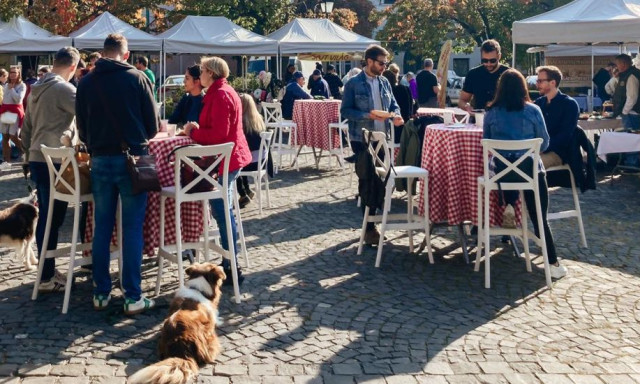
374, 0, 573, 64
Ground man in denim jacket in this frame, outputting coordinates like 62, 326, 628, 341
341, 44, 403, 244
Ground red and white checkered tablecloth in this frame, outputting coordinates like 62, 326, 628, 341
417, 124, 519, 227
292, 99, 341, 151
84, 135, 205, 257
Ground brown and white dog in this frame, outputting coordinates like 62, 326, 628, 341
0, 201, 38, 270
128, 263, 226, 384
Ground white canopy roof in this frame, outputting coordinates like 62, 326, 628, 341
0, 16, 72, 53
529, 44, 638, 57
70, 12, 161, 51
267, 18, 378, 54
158, 16, 277, 55
512, 0, 640, 45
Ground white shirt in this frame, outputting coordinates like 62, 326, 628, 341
365, 72, 385, 133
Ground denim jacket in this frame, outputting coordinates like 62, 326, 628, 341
340, 71, 401, 143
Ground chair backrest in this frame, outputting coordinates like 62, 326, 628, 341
363, 129, 391, 174
262, 102, 283, 124
172, 143, 234, 197
481, 138, 543, 190
257, 131, 273, 171
40, 145, 82, 198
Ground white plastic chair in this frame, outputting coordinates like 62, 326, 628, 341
262, 102, 299, 173
474, 138, 552, 289
32, 145, 122, 314
155, 142, 244, 303
239, 131, 273, 216
327, 113, 351, 171
545, 164, 587, 248
356, 130, 434, 267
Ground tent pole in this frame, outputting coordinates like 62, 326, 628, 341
590, 47, 594, 112
512, 42, 516, 68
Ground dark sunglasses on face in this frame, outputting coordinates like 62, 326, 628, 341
375, 59, 390, 67
481, 58, 498, 64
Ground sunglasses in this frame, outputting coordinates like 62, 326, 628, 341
375, 59, 390, 67
481, 58, 498, 64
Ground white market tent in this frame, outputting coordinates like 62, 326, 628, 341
267, 18, 379, 54
70, 11, 161, 51
0, 16, 72, 53
157, 16, 278, 55
512, 0, 640, 110
528, 45, 639, 57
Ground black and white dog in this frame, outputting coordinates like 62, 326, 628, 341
0, 200, 38, 270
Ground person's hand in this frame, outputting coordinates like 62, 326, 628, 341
462, 102, 473, 113
368, 112, 387, 121
183, 121, 199, 136
392, 116, 404, 127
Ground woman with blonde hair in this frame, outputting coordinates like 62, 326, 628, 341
184, 56, 251, 285
236, 93, 267, 207
0, 66, 26, 167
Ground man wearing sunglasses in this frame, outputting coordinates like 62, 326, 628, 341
459, 39, 509, 112
341, 44, 403, 245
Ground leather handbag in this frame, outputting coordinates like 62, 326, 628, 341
168, 144, 218, 193
0, 111, 18, 125
125, 151, 161, 195
55, 145, 92, 195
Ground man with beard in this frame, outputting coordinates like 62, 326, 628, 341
459, 39, 509, 112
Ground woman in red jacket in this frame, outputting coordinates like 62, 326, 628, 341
184, 56, 251, 285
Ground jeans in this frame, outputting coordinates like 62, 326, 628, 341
91, 155, 147, 301
621, 114, 640, 167
209, 169, 240, 270
30, 161, 68, 281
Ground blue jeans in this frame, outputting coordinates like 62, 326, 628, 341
209, 169, 239, 270
30, 161, 68, 281
621, 114, 640, 167
91, 155, 147, 301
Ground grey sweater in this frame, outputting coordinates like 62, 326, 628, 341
21, 72, 77, 163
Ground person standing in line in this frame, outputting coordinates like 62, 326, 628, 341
77, 33, 158, 315
483, 68, 567, 279
416, 58, 440, 108
341, 44, 403, 245
183, 56, 251, 286
459, 39, 509, 112
21, 47, 80, 292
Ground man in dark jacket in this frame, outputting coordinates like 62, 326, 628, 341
324, 64, 343, 99
534, 65, 579, 168
282, 71, 312, 119
76, 33, 158, 315
307, 69, 330, 98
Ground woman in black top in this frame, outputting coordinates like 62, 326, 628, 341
168, 65, 204, 126
382, 70, 414, 143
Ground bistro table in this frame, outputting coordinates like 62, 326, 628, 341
292, 99, 341, 168
84, 134, 205, 257
417, 123, 520, 261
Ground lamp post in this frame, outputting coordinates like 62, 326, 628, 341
319, 1, 334, 18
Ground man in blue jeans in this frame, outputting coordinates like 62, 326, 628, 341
21, 47, 80, 292
77, 34, 158, 315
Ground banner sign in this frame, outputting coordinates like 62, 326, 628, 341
436, 40, 453, 108
298, 52, 360, 61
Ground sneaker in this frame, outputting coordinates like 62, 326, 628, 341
364, 228, 381, 245
0, 162, 11, 171
124, 296, 156, 315
223, 267, 245, 286
93, 294, 111, 311
38, 272, 67, 293
80, 264, 92, 273
550, 263, 568, 279
502, 205, 516, 228
239, 195, 251, 209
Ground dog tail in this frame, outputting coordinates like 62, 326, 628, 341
127, 357, 198, 384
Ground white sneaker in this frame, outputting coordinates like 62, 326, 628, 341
123, 296, 156, 315
38, 271, 67, 293
550, 263, 568, 279
502, 205, 516, 228
0, 162, 11, 171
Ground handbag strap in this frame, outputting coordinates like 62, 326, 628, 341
167, 144, 198, 163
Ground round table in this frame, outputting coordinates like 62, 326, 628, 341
292, 99, 341, 151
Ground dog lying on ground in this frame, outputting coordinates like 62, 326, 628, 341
128, 263, 226, 384
0, 201, 38, 270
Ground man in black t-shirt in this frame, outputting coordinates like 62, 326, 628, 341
459, 39, 509, 111
416, 58, 440, 108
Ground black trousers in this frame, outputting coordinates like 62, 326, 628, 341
351, 140, 378, 231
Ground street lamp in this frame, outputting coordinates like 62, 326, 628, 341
319, 1, 334, 18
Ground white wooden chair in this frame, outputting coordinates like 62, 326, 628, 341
327, 113, 350, 171
474, 138, 552, 289
262, 102, 299, 173
356, 130, 434, 267
155, 143, 244, 303
32, 145, 122, 314
545, 164, 587, 248
239, 131, 273, 216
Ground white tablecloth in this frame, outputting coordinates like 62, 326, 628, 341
596, 131, 640, 161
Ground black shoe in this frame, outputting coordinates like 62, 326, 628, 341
223, 268, 244, 286
239, 195, 251, 208
247, 190, 255, 199
344, 154, 357, 164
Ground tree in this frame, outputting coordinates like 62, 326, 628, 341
373, 0, 573, 65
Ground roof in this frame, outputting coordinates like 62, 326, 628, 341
70, 12, 161, 51
0, 16, 72, 53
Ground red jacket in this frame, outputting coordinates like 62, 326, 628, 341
191, 78, 251, 173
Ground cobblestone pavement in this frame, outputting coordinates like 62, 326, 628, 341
1, 158, 640, 384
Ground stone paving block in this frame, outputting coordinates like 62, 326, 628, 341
229, 376, 253, 384
214, 365, 249, 376
445, 375, 482, 384
332, 364, 362, 375
537, 374, 574, 384
56, 378, 90, 384
263, 376, 294, 384
92, 378, 127, 384
322, 375, 355, 384
567, 375, 604, 384
385, 375, 418, 384
293, 375, 323, 384
414, 375, 448, 384
502, 373, 542, 384
450, 363, 481, 374
279, 365, 306, 375
18, 364, 51, 376
248, 364, 278, 376
196, 377, 232, 384
21, 378, 58, 384
0, 364, 18, 377
476, 374, 509, 383
85, 365, 116, 377
599, 374, 637, 384
0, 378, 21, 384
478, 362, 513, 374
49, 364, 85, 377
540, 363, 574, 374
422, 362, 454, 375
